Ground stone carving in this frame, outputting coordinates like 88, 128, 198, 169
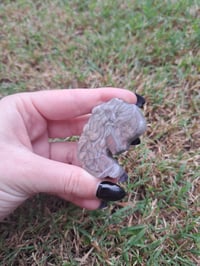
78, 98, 146, 181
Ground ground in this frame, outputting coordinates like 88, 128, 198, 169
0, 0, 199, 265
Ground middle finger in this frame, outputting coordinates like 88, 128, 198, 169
49, 141, 80, 165
48, 114, 90, 139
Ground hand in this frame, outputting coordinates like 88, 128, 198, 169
0, 88, 137, 220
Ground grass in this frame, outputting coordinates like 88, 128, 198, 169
0, 0, 199, 265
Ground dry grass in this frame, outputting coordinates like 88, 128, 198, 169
0, 0, 200, 265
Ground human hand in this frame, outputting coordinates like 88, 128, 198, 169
0, 88, 137, 221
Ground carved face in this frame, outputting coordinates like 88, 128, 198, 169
112, 104, 146, 152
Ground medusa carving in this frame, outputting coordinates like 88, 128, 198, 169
78, 98, 146, 181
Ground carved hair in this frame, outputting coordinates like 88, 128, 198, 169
78, 98, 146, 180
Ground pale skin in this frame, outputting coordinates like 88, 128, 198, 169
0, 88, 137, 221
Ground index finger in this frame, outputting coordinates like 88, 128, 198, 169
30, 88, 137, 120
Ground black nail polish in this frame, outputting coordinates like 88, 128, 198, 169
99, 201, 108, 209
96, 181, 126, 201
131, 138, 141, 145
135, 93, 145, 108
119, 172, 128, 182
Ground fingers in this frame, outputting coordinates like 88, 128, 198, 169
48, 114, 90, 138
49, 141, 80, 165
30, 88, 137, 120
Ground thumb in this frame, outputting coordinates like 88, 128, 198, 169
0, 151, 101, 221
27, 154, 99, 199
26, 154, 126, 208
0, 151, 126, 220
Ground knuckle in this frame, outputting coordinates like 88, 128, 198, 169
63, 167, 82, 197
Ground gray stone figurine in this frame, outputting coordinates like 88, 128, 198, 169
78, 98, 146, 182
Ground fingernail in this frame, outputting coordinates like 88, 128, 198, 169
135, 93, 145, 108
96, 181, 126, 201
119, 172, 128, 182
131, 138, 141, 145
99, 201, 108, 209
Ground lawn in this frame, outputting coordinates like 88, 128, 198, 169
0, 0, 199, 265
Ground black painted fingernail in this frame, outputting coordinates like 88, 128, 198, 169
96, 181, 126, 201
131, 138, 141, 145
119, 172, 128, 182
135, 93, 145, 108
99, 201, 108, 209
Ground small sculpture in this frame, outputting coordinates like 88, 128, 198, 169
78, 98, 146, 182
